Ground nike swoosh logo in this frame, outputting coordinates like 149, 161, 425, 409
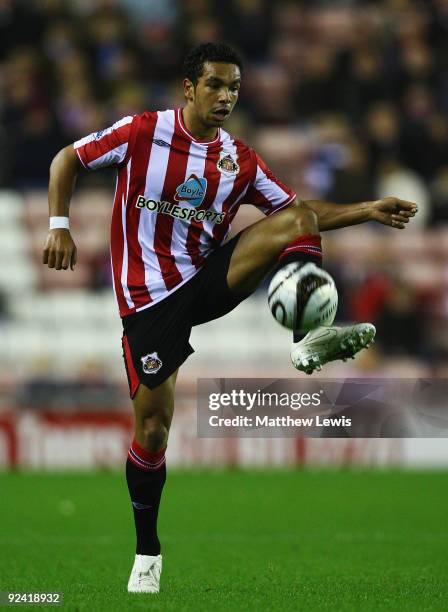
307, 329, 338, 341
132, 502, 152, 510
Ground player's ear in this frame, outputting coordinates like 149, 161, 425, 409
183, 78, 195, 102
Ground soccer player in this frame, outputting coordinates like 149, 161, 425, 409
43, 43, 417, 593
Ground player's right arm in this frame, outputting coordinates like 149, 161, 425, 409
43, 115, 136, 271
43, 145, 80, 270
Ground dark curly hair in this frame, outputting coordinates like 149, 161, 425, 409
183, 42, 243, 85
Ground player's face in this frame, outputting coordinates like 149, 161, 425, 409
186, 62, 241, 127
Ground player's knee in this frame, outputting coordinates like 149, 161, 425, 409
286, 201, 319, 239
261, 202, 319, 259
269, 202, 318, 249
140, 418, 169, 452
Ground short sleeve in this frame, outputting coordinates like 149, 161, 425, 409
244, 151, 296, 215
73, 115, 135, 170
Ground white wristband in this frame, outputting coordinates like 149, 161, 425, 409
49, 216, 70, 230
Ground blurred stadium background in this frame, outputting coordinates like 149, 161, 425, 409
1, 0, 448, 470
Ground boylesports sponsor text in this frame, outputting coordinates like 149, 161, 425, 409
136, 195, 225, 224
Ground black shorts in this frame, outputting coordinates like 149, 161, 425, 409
121, 233, 247, 397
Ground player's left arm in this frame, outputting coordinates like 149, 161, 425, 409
246, 151, 417, 230
299, 197, 418, 231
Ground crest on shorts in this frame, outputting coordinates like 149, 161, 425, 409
140, 352, 163, 375
217, 152, 240, 175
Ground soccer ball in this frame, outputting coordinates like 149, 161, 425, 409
268, 262, 338, 332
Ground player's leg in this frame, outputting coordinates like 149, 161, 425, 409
121, 283, 197, 593
126, 373, 177, 593
132, 371, 178, 452
226, 200, 375, 372
226, 200, 320, 296
191, 201, 321, 325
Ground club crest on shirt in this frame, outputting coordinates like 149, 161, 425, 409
175, 174, 207, 207
140, 352, 163, 375
217, 152, 240, 175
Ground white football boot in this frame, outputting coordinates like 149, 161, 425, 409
291, 323, 376, 375
127, 554, 162, 593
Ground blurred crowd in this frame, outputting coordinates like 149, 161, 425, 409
0, 0, 447, 221
1, 0, 448, 393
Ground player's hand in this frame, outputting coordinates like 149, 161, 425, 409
42, 229, 77, 270
370, 197, 418, 229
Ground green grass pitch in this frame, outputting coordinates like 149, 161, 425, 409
1, 469, 447, 611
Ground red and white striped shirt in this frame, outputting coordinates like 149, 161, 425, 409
74, 108, 296, 317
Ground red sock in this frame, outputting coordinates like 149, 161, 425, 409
275, 235, 323, 343
126, 439, 167, 556
128, 438, 166, 471
278, 234, 322, 263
